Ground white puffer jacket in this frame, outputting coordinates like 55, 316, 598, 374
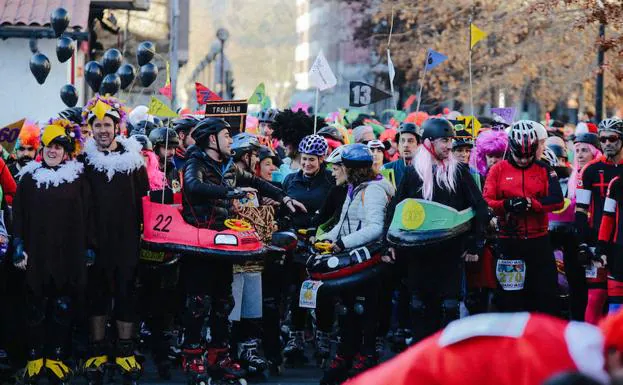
319, 177, 395, 249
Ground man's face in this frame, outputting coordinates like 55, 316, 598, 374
260, 122, 273, 137
183, 130, 196, 148
16, 145, 36, 162
600, 131, 623, 158
512, 153, 534, 168
453, 146, 471, 163
158, 146, 176, 162
432, 137, 453, 160
91, 116, 116, 149
81, 124, 92, 139
213, 129, 232, 157
399, 133, 418, 160
242, 151, 259, 171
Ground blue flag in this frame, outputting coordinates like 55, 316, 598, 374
425, 49, 448, 71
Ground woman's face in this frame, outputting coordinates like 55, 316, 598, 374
575, 143, 595, 169
486, 153, 503, 169
43, 143, 66, 167
331, 163, 347, 185
301, 154, 322, 176
259, 158, 278, 181
370, 147, 384, 170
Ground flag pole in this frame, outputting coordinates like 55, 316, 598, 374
468, 18, 475, 134
313, 87, 320, 133
415, 51, 429, 113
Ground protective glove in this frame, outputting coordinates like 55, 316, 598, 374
578, 243, 602, 266
12, 237, 25, 265
504, 198, 529, 213
226, 188, 247, 200
85, 249, 96, 267
592, 242, 608, 267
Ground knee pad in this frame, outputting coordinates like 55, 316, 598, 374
353, 296, 366, 316
409, 295, 426, 317
27, 300, 46, 327
52, 296, 73, 327
186, 295, 210, 319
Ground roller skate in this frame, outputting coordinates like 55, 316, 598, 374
182, 345, 209, 385
45, 347, 72, 385
314, 331, 331, 368
282, 331, 307, 367
375, 336, 385, 361
115, 339, 142, 385
205, 346, 247, 385
320, 355, 351, 385
83, 342, 108, 385
237, 339, 268, 376
349, 353, 378, 377
23, 349, 44, 385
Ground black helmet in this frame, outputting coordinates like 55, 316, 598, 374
342, 143, 373, 169
547, 144, 567, 159
191, 118, 231, 148
152, 116, 164, 127
317, 125, 344, 143
398, 122, 420, 137
130, 120, 158, 136
453, 129, 473, 150
132, 134, 153, 151
573, 132, 600, 148
258, 145, 282, 167
148, 127, 180, 149
172, 115, 200, 134
258, 108, 279, 124
58, 107, 83, 126
421, 118, 455, 140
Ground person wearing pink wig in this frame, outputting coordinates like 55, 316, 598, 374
472, 129, 508, 177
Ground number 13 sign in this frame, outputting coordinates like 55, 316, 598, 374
349, 81, 392, 108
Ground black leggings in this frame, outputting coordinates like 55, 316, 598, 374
336, 284, 380, 358
549, 231, 587, 321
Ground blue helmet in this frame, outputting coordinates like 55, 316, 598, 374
232, 133, 260, 160
298, 134, 328, 156
342, 143, 373, 169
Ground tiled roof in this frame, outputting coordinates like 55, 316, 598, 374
0, 0, 90, 30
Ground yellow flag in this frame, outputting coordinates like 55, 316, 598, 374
148, 96, 178, 118
470, 23, 487, 50
457, 115, 482, 137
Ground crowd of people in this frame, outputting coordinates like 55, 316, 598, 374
0, 93, 621, 385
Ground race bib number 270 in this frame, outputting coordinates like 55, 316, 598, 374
496, 259, 526, 291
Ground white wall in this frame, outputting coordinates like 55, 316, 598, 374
0, 38, 84, 125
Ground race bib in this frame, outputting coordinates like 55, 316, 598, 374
585, 265, 598, 279
496, 259, 526, 291
299, 280, 323, 309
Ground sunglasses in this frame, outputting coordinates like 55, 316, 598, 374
600, 135, 621, 144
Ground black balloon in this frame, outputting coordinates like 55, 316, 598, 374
99, 73, 121, 96
60, 84, 78, 107
137, 41, 155, 66
50, 8, 70, 38
102, 48, 123, 74
117, 64, 136, 89
138, 63, 158, 87
29, 53, 51, 85
84, 61, 104, 92
56, 36, 74, 63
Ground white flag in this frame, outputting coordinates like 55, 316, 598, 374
309, 51, 337, 91
387, 49, 396, 108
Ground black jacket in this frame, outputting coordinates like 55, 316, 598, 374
182, 146, 285, 227
282, 167, 335, 229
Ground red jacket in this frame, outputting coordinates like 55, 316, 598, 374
0, 159, 16, 205
483, 160, 563, 239
347, 313, 608, 385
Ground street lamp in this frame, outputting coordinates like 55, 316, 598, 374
217, 28, 229, 98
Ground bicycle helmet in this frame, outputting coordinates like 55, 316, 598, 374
148, 127, 180, 149
258, 145, 282, 167
130, 120, 158, 136
326, 146, 345, 164
398, 122, 420, 137
542, 147, 559, 168
258, 108, 280, 124
573, 132, 600, 148
598, 118, 623, 136
547, 144, 567, 160
367, 139, 385, 150
298, 134, 328, 157
232, 133, 261, 160
508, 120, 540, 158
172, 115, 200, 134
317, 125, 345, 143
132, 134, 153, 151
58, 107, 83, 126
421, 118, 455, 140
342, 143, 373, 169
191, 118, 231, 148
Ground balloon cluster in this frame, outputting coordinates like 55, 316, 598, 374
28, 8, 160, 108
83, 40, 158, 99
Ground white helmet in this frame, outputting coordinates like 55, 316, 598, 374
326, 146, 345, 164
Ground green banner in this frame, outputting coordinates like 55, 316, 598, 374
390, 199, 474, 232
